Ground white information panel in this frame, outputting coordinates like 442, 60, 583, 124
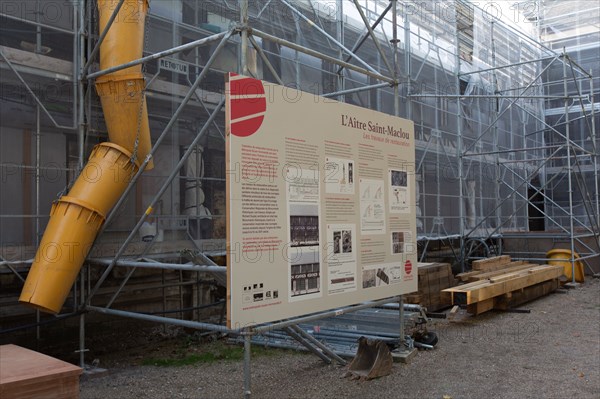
226, 73, 416, 328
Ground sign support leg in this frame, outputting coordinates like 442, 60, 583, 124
399, 295, 405, 345
244, 334, 252, 399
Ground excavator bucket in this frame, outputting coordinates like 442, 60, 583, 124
346, 336, 393, 380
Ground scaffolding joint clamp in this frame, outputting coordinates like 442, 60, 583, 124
234, 24, 248, 35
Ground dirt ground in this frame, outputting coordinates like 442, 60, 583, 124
80, 278, 600, 398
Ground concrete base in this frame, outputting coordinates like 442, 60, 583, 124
392, 348, 418, 364
563, 282, 581, 289
81, 366, 108, 380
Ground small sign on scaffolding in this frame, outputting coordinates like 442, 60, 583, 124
158, 58, 188, 75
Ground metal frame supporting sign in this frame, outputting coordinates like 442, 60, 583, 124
226, 73, 417, 328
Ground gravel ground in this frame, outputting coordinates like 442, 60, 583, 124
80, 278, 600, 398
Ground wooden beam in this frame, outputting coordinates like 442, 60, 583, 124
456, 270, 481, 282
443, 265, 563, 305
471, 255, 512, 272
467, 298, 494, 315
467, 262, 534, 282
494, 279, 560, 310
446, 265, 553, 292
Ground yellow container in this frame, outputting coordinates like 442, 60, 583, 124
68, 142, 139, 218
97, 0, 149, 78
19, 198, 104, 313
95, 75, 154, 170
546, 249, 585, 283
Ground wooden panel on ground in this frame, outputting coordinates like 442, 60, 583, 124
404, 262, 457, 311
0, 344, 82, 399
447, 305, 460, 320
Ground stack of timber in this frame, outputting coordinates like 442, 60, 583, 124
443, 256, 563, 315
404, 262, 457, 311
0, 344, 82, 399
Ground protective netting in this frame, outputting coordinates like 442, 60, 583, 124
0, 0, 597, 249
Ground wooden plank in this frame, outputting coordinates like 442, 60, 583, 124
489, 272, 532, 284
444, 278, 496, 292
456, 261, 527, 282
456, 270, 481, 282
0, 344, 81, 399
467, 263, 536, 282
446, 265, 550, 292
472, 255, 512, 272
467, 298, 494, 315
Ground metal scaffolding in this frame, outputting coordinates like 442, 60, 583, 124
0, 0, 599, 395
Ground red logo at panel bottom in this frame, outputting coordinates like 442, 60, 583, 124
404, 260, 413, 275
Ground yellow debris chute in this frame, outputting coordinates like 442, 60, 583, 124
20, 0, 153, 313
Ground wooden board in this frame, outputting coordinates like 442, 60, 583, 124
456, 260, 527, 282
466, 262, 533, 282
456, 270, 481, 282
0, 344, 82, 399
471, 255, 512, 272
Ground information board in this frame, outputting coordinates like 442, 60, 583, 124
226, 73, 417, 328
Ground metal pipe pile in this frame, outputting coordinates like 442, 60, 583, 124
231, 306, 425, 358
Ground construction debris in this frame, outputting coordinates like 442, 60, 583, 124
444, 256, 563, 315
447, 305, 460, 321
